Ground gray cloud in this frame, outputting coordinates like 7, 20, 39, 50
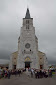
0, 0, 56, 65
0, 59, 9, 64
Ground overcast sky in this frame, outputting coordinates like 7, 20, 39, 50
0, 0, 56, 64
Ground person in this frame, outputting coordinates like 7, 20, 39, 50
35, 70, 37, 78
28, 68, 31, 72
45, 70, 48, 78
14, 70, 17, 76
39, 70, 43, 78
31, 70, 33, 78
48, 70, 52, 77
4, 70, 7, 78
31, 69, 34, 78
18, 70, 21, 76
8, 70, 11, 79
2, 69, 5, 77
43, 70, 46, 78
37, 70, 40, 79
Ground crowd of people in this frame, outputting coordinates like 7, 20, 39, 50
0, 69, 25, 79
30, 69, 53, 78
0, 68, 55, 79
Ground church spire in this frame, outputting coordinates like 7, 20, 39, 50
25, 8, 31, 19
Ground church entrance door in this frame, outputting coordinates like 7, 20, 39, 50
13, 65, 16, 69
25, 62, 30, 68
40, 65, 43, 69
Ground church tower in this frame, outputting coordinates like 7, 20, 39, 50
17, 8, 39, 69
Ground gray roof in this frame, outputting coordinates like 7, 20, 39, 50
25, 8, 31, 19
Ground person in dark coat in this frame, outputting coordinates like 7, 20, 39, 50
37, 71, 40, 78
14, 70, 17, 76
31, 70, 33, 78
49, 70, 52, 77
18, 70, 21, 76
8, 70, 11, 79
39, 70, 43, 78
35, 70, 37, 79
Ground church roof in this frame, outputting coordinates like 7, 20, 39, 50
38, 51, 45, 55
25, 8, 31, 19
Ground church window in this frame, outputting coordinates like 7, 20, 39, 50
26, 20, 27, 24
28, 25, 29, 29
40, 58, 42, 59
14, 58, 16, 59
26, 20, 29, 24
30, 49, 31, 51
28, 20, 29, 24
24, 50, 25, 53
25, 43, 30, 48
26, 26, 27, 29
26, 25, 29, 29
25, 57, 30, 61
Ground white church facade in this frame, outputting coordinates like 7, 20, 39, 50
9, 8, 48, 70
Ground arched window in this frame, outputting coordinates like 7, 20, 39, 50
28, 20, 29, 24
26, 20, 29, 24
26, 20, 27, 24
30, 49, 31, 51
28, 25, 29, 29
26, 25, 29, 29
26, 25, 27, 29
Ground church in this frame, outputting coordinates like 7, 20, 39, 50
9, 8, 48, 70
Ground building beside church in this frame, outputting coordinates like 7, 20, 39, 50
9, 8, 48, 70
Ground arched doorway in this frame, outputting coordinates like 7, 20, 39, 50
25, 62, 31, 68
40, 65, 43, 69
13, 65, 16, 69
24, 57, 31, 68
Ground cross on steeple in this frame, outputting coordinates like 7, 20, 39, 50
25, 8, 31, 19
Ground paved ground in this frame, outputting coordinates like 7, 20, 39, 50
0, 72, 56, 85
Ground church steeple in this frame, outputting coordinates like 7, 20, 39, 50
25, 8, 31, 19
